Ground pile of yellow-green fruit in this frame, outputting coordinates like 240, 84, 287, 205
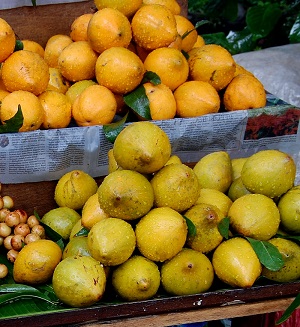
7, 121, 300, 308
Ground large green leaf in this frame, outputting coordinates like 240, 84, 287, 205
0, 105, 23, 133
124, 85, 151, 120
276, 293, 300, 325
246, 237, 284, 271
246, 4, 282, 38
103, 112, 129, 144
218, 217, 230, 240
289, 14, 300, 43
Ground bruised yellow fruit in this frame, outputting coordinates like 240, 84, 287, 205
52, 255, 106, 307
81, 193, 110, 230
188, 44, 236, 91
262, 238, 300, 283
113, 121, 171, 174
195, 188, 232, 216
151, 163, 199, 212
62, 236, 91, 259
88, 218, 136, 266
228, 193, 280, 241
223, 73, 266, 111
0, 90, 44, 132
112, 255, 160, 301
87, 8, 132, 54
13, 239, 62, 284
143, 47, 189, 91
241, 149, 296, 198
161, 248, 214, 295
193, 151, 232, 193
95, 47, 145, 94
135, 207, 188, 262
174, 80, 220, 118
131, 4, 177, 50
212, 237, 262, 288
185, 203, 225, 253
0, 18, 16, 63
1, 50, 49, 96
277, 185, 300, 234
94, 0, 142, 17
97, 169, 154, 220
54, 170, 98, 210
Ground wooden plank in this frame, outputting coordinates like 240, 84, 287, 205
79, 297, 295, 327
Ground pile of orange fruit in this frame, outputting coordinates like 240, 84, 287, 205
0, 0, 267, 132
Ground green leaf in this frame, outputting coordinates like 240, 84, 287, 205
124, 85, 151, 120
183, 215, 197, 237
203, 32, 236, 54
246, 4, 282, 38
275, 233, 300, 245
103, 112, 128, 143
14, 40, 24, 52
218, 217, 230, 239
276, 293, 300, 325
226, 27, 259, 54
181, 20, 209, 40
31, 0, 37, 6
246, 237, 284, 271
141, 71, 161, 85
75, 227, 90, 237
0, 290, 59, 306
0, 105, 23, 133
289, 14, 300, 43
222, 0, 238, 23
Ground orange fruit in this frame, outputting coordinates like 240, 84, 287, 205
174, 15, 198, 52
65, 79, 97, 105
142, 0, 181, 15
193, 35, 205, 48
72, 84, 117, 126
44, 34, 73, 68
174, 80, 220, 118
21, 39, 45, 57
39, 90, 72, 129
0, 18, 16, 63
143, 82, 177, 120
93, 0, 143, 17
0, 90, 44, 132
131, 4, 177, 50
233, 63, 254, 77
188, 44, 236, 91
1, 50, 50, 96
223, 73, 267, 111
46, 67, 70, 94
70, 13, 93, 42
87, 8, 132, 54
95, 46, 145, 94
0, 89, 9, 102
143, 47, 189, 90
58, 41, 98, 82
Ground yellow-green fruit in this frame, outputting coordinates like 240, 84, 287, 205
212, 237, 262, 288
13, 239, 62, 285
108, 148, 123, 173
195, 188, 232, 216
41, 207, 81, 240
88, 218, 136, 266
112, 255, 160, 301
231, 157, 247, 180
151, 163, 199, 212
81, 193, 110, 230
277, 185, 300, 234
185, 203, 225, 253
52, 255, 106, 307
241, 150, 296, 198
62, 236, 91, 259
135, 207, 188, 262
54, 170, 98, 210
97, 169, 154, 220
113, 121, 171, 174
228, 193, 280, 240
161, 248, 214, 296
69, 219, 84, 238
65, 79, 97, 105
262, 238, 300, 283
193, 151, 232, 193
164, 155, 182, 166
227, 176, 252, 201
